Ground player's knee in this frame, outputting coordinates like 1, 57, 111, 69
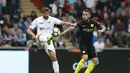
50, 55, 57, 61
82, 54, 88, 61
91, 58, 98, 64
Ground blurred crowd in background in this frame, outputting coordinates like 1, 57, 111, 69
0, 0, 130, 49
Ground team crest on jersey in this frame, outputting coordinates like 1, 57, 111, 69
91, 24, 94, 27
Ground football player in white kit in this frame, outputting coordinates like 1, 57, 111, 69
27, 7, 74, 73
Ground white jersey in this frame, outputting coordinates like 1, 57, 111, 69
29, 16, 62, 36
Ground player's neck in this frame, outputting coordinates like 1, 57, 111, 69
42, 16, 49, 20
83, 19, 90, 22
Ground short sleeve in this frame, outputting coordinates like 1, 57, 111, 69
91, 19, 101, 29
53, 17, 62, 25
29, 19, 37, 29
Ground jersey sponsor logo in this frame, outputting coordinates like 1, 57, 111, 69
72, 59, 99, 70
83, 28, 94, 32
39, 23, 43, 24
40, 27, 51, 30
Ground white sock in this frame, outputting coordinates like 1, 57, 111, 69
52, 61, 59, 73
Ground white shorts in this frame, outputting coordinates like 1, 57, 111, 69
36, 34, 56, 55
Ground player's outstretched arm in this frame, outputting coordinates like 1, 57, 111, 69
55, 27, 75, 41
60, 27, 75, 36
61, 21, 76, 26
56, 23, 77, 40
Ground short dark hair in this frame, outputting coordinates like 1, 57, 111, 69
83, 9, 91, 13
42, 7, 51, 13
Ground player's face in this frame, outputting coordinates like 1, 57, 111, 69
82, 11, 91, 21
43, 11, 50, 20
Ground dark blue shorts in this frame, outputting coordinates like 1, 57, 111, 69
79, 43, 97, 59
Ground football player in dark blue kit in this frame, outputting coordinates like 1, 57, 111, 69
58, 9, 106, 73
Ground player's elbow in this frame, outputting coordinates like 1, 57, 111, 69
27, 28, 30, 34
100, 25, 106, 32
27, 28, 32, 34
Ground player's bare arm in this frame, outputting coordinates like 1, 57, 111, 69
61, 21, 75, 26
56, 22, 77, 40
54, 22, 77, 39
60, 27, 75, 36
60, 23, 77, 37
27, 28, 36, 40
55, 27, 75, 40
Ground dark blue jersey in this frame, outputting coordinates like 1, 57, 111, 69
76, 19, 101, 44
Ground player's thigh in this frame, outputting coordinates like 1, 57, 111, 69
44, 41, 56, 55
87, 46, 97, 59
79, 44, 89, 60
79, 43, 89, 54
47, 49, 57, 61
44, 41, 57, 61
79, 44, 97, 60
